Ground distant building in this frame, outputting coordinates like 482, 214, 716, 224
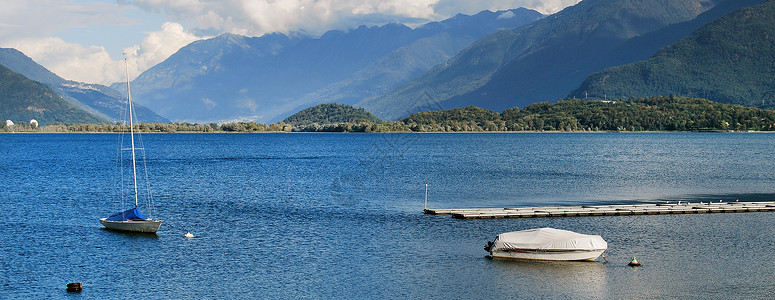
30, 119, 38, 127
5, 120, 13, 126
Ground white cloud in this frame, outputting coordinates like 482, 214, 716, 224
123, 22, 207, 78
0, 0, 134, 41
4, 37, 121, 84
2, 22, 205, 85
125, 0, 580, 37
432, 0, 582, 16
128, 0, 441, 36
201, 97, 217, 109
523, 0, 583, 14
497, 11, 516, 19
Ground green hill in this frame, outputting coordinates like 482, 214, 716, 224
571, 0, 775, 108
0, 64, 105, 126
283, 103, 382, 126
400, 97, 775, 132
401, 106, 503, 131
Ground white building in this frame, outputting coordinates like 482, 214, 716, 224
30, 119, 38, 127
5, 120, 13, 126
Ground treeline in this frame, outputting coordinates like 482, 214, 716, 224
4, 96, 775, 133
403, 97, 775, 132
0, 121, 294, 133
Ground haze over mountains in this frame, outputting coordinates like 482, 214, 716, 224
0, 48, 168, 123
116, 8, 543, 123
359, 0, 766, 120
2, 0, 773, 125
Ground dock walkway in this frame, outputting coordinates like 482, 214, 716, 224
423, 201, 775, 219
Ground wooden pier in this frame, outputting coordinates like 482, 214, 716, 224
423, 201, 775, 219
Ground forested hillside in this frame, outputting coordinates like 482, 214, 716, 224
283, 103, 381, 126
359, 0, 726, 120
0, 64, 105, 126
401, 97, 775, 132
0, 48, 167, 123
572, 0, 775, 109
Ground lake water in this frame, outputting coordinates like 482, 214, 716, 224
2, 132, 775, 298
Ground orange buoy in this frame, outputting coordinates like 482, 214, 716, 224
66, 282, 82, 292
628, 257, 641, 266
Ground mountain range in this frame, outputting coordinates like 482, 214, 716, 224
0, 48, 168, 123
0, 63, 105, 125
358, 0, 765, 120
571, 0, 774, 107
116, 8, 543, 123
2, 0, 773, 125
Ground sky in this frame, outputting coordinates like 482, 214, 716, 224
0, 0, 580, 86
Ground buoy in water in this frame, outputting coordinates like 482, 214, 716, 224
66, 282, 82, 292
628, 257, 642, 266
184, 232, 195, 238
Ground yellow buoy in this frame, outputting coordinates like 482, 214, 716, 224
628, 257, 641, 266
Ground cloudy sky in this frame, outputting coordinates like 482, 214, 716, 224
0, 0, 580, 85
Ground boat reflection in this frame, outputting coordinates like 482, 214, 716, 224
487, 258, 608, 298
99, 227, 160, 240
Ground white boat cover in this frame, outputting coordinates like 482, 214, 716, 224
493, 228, 607, 251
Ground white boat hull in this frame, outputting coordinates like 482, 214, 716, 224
490, 249, 605, 261
100, 218, 163, 233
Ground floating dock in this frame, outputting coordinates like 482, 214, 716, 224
423, 201, 775, 219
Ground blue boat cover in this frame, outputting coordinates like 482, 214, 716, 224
106, 207, 148, 221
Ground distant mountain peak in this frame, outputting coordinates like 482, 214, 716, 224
571, 0, 775, 108
127, 7, 543, 123
358, 0, 729, 120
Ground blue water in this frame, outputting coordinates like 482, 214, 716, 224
2, 133, 775, 298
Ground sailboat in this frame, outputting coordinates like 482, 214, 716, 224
100, 57, 163, 233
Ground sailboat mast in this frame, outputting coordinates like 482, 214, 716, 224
424, 182, 428, 210
124, 57, 139, 207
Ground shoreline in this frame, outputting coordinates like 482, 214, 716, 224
2, 130, 773, 134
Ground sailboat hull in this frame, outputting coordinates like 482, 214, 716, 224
100, 218, 163, 233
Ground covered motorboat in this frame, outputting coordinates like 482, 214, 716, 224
484, 228, 607, 261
